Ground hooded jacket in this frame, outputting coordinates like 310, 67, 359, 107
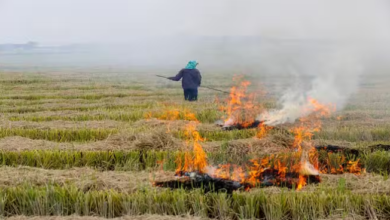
168, 68, 202, 89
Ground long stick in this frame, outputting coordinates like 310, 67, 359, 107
199, 85, 230, 94
156, 75, 230, 94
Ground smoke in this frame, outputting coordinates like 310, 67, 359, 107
259, 45, 364, 125
1, 0, 390, 87
2, 1, 389, 122
1, 1, 390, 66
256, 1, 390, 126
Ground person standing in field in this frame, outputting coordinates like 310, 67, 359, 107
168, 60, 202, 101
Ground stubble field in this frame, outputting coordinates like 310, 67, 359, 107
0, 69, 390, 220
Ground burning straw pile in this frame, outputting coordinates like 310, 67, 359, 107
152, 77, 364, 193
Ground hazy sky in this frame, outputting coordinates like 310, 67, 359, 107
1, 0, 390, 44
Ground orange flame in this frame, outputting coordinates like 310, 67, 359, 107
175, 121, 208, 174
158, 88, 363, 192
289, 98, 336, 189
211, 153, 319, 190
145, 106, 199, 122
291, 98, 335, 149
220, 76, 264, 128
347, 159, 363, 175
257, 123, 272, 139
297, 175, 307, 190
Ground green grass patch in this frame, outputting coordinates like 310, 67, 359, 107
0, 150, 175, 171
0, 185, 389, 219
364, 151, 390, 174
0, 128, 117, 142
0, 150, 388, 175
3, 102, 155, 114
174, 129, 257, 141
9, 112, 145, 122
316, 126, 390, 142
0, 150, 232, 171
0, 92, 173, 101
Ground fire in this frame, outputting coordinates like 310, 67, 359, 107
184, 111, 198, 121
220, 76, 264, 128
146, 107, 208, 175
173, 96, 361, 191
257, 123, 272, 139
307, 98, 335, 117
291, 97, 335, 148
231, 166, 246, 183
311, 150, 364, 175
159, 109, 180, 121
297, 175, 307, 190
291, 126, 314, 150
290, 98, 335, 153
347, 159, 364, 174
288, 98, 341, 189
145, 107, 199, 133
209, 153, 321, 190
176, 121, 208, 174
145, 106, 198, 122
214, 164, 231, 179
300, 161, 319, 176
219, 76, 271, 138
245, 159, 262, 185
153, 81, 364, 192
212, 164, 246, 183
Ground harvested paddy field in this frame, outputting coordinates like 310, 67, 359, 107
0, 71, 390, 219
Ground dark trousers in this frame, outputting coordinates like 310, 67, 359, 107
184, 88, 198, 101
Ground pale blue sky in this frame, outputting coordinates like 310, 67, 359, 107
0, 0, 389, 44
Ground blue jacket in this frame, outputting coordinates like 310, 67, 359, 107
169, 69, 202, 89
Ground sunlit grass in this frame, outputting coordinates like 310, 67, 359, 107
0, 150, 387, 175
174, 129, 257, 141
0, 71, 390, 219
0, 128, 117, 142
2, 102, 156, 114
0, 184, 389, 219
316, 126, 390, 142
9, 112, 145, 122
0, 93, 164, 101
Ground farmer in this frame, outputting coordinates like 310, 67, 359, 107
168, 60, 202, 101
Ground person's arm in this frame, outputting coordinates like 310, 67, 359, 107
198, 71, 202, 86
168, 70, 184, 81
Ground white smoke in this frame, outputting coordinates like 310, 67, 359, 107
259, 45, 365, 125
1, 0, 390, 71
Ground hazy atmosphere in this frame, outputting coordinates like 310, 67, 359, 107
1, 0, 390, 70
1, 1, 390, 219
1, 1, 390, 119
2, 0, 390, 42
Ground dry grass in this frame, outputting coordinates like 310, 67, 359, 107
6, 215, 204, 220
1, 184, 390, 219
0, 119, 121, 130
317, 173, 390, 194
0, 166, 389, 194
1, 71, 390, 219
0, 131, 286, 154
317, 215, 366, 220
6, 215, 364, 220
0, 132, 174, 151
0, 166, 172, 193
